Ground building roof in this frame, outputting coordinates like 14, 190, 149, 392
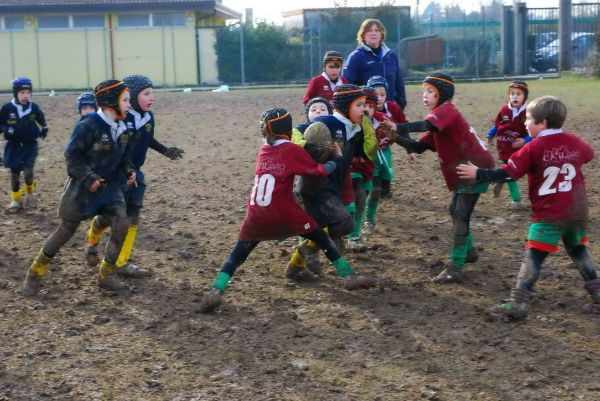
0, 0, 241, 19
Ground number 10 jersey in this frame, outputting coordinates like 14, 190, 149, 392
238, 140, 330, 242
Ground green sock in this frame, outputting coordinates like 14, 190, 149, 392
350, 205, 365, 239
466, 231, 474, 252
507, 180, 521, 202
345, 202, 356, 214
332, 257, 355, 277
450, 235, 469, 267
212, 271, 231, 293
366, 200, 378, 223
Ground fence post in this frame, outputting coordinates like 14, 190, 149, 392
513, 2, 527, 75
559, 0, 573, 71
501, 5, 514, 74
240, 23, 245, 86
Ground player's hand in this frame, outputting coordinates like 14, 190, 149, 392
329, 142, 342, 158
408, 153, 417, 164
164, 147, 184, 160
125, 168, 137, 187
39, 126, 48, 140
380, 120, 397, 141
456, 162, 478, 180
512, 138, 525, 149
89, 178, 106, 192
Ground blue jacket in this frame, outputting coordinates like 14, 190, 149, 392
0, 100, 46, 144
64, 111, 133, 189
342, 44, 407, 109
124, 109, 167, 170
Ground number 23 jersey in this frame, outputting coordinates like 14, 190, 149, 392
238, 140, 329, 241
503, 130, 594, 222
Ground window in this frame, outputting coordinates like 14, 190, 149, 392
117, 12, 187, 28
37, 15, 70, 29
73, 14, 104, 28
153, 12, 186, 27
1, 15, 25, 30
118, 13, 150, 28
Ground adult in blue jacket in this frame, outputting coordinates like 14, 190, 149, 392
342, 18, 407, 110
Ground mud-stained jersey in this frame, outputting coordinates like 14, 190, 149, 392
421, 102, 495, 191
238, 140, 329, 241
494, 103, 528, 161
503, 129, 594, 222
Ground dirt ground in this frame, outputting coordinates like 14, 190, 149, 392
1, 77, 600, 401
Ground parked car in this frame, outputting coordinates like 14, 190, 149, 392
531, 32, 595, 72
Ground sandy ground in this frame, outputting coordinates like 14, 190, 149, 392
1, 77, 600, 401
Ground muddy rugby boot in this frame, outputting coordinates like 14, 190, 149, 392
485, 288, 533, 322
22, 250, 53, 297
362, 221, 375, 236
97, 261, 129, 291
285, 263, 319, 282
431, 263, 465, 283
344, 273, 377, 290
84, 242, 100, 267
117, 263, 153, 278
199, 288, 223, 313
585, 279, 600, 303
346, 237, 367, 253
23, 193, 38, 208
7, 200, 22, 213
297, 240, 322, 275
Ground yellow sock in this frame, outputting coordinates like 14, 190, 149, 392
11, 191, 23, 202
98, 260, 116, 278
29, 249, 52, 277
116, 225, 137, 268
86, 215, 108, 245
25, 182, 36, 194
290, 249, 307, 268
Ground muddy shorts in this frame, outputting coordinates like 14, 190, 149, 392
526, 221, 589, 253
124, 169, 146, 208
300, 189, 351, 229
3, 141, 38, 170
58, 177, 126, 221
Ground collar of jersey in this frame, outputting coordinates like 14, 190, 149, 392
98, 109, 127, 141
11, 98, 32, 119
537, 128, 563, 138
128, 108, 152, 130
333, 111, 361, 140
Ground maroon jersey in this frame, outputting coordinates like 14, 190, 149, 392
382, 101, 407, 126
421, 102, 495, 191
503, 130, 594, 222
238, 140, 329, 241
494, 103, 527, 161
302, 73, 349, 104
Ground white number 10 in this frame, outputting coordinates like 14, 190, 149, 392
538, 163, 576, 196
250, 174, 275, 206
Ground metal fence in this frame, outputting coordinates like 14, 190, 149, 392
528, 3, 600, 73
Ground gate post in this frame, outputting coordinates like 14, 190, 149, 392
559, 0, 573, 71
513, 2, 527, 75
501, 5, 514, 75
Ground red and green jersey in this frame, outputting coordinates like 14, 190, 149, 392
421, 102, 495, 191
503, 129, 594, 222
494, 103, 527, 161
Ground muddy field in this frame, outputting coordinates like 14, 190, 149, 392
1, 77, 600, 401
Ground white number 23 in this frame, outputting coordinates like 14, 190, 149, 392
538, 163, 576, 196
